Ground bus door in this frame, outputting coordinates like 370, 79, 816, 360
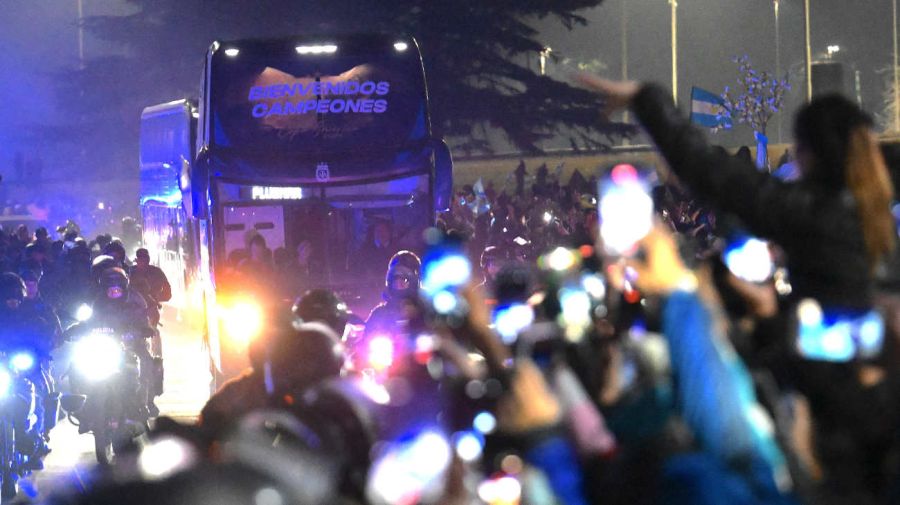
222, 205, 285, 259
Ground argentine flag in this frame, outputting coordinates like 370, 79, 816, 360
691, 87, 732, 129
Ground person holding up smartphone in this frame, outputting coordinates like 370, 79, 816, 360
577, 75, 894, 314
577, 75, 899, 503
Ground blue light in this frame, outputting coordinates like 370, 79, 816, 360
141, 189, 182, 206
453, 431, 484, 462
473, 411, 497, 434
10, 352, 35, 372
422, 254, 471, 296
493, 304, 534, 344
724, 237, 773, 282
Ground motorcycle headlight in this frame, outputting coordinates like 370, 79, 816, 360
73, 333, 122, 381
75, 304, 93, 322
10, 352, 35, 373
367, 335, 395, 372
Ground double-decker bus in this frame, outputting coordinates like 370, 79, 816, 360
140, 34, 453, 383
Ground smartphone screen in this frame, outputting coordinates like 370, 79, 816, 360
796, 300, 885, 362
492, 303, 535, 345
421, 243, 472, 315
598, 164, 655, 256
723, 236, 774, 283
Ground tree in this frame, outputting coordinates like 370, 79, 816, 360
55, 0, 630, 176
718, 55, 790, 170
877, 65, 900, 135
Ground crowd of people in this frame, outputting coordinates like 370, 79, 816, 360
0, 215, 171, 473
2, 76, 899, 505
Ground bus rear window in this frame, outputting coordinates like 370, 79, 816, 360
210, 52, 428, 152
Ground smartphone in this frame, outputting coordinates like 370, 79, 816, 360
492, 303, 535, 345
795, 300, 884, 362
366, 429, 452, 505
598, 164, 656, 256
421, 242, 472, 315
724, 236, 774, 283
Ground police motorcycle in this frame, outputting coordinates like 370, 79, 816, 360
0, 348, 45, 502
61, 268, 161, 465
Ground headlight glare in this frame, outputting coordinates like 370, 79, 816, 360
73, 334, 122, 381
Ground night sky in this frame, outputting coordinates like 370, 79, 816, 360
2, 0, 898, 173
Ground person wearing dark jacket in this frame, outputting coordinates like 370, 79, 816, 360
577, 75, 898, 504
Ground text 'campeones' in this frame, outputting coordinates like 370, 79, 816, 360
249, 80, 390, 117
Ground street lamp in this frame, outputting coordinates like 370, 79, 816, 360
670, 0, 678, 103
805, 0, 812, 101
622, 1, 630, 124
539, 47, 552, 76
826, 45, 840, 58
77, 0, 85, 69
893, 0, 899, 132
775, 0, 782, 142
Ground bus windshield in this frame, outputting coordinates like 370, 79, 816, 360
209, 41, 429, 153
214, 176, 431, 309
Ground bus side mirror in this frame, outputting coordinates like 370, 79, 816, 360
191, 151, 210, 219
433, 140, 453, 213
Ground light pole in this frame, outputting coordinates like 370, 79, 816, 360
775, 0, 782, 142
805, 0, 812, 101
893, 0, 899, 132
77, 0, 85, 69
539, 47, 552, 76
670, 0, 679, 103
622, 1, 630, 124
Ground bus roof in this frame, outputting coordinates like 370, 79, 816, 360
198, 33, 431, 166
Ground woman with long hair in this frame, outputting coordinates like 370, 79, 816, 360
579, 77, 899, 503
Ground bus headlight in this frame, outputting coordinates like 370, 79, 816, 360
219, 299, 264, 348
73, 334, 123, 381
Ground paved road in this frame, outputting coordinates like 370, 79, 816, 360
16, 307, 211, 502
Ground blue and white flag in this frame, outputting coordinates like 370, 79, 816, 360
691, 87, 732, 129
471, 177, 490, 215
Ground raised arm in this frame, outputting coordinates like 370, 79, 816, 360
577, 75, 817, 242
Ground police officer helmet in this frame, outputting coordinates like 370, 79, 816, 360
100, 267, 129, 291
293, 289, 362, 337
385, 251, 421, 298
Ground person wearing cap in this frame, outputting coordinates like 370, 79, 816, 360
131, 248, 172, 322
199, 322, 345, 439
130, 248, 172, 357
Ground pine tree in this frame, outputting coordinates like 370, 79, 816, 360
56, 0, 628, 174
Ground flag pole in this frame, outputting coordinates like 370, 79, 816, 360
775, 0, 782, 142
622, 1, 630, 124
805, 0, 812, 101
893, 0, 899, 132
77, 0, 85, 69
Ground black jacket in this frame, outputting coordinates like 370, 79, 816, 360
633, 84, 873, 310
